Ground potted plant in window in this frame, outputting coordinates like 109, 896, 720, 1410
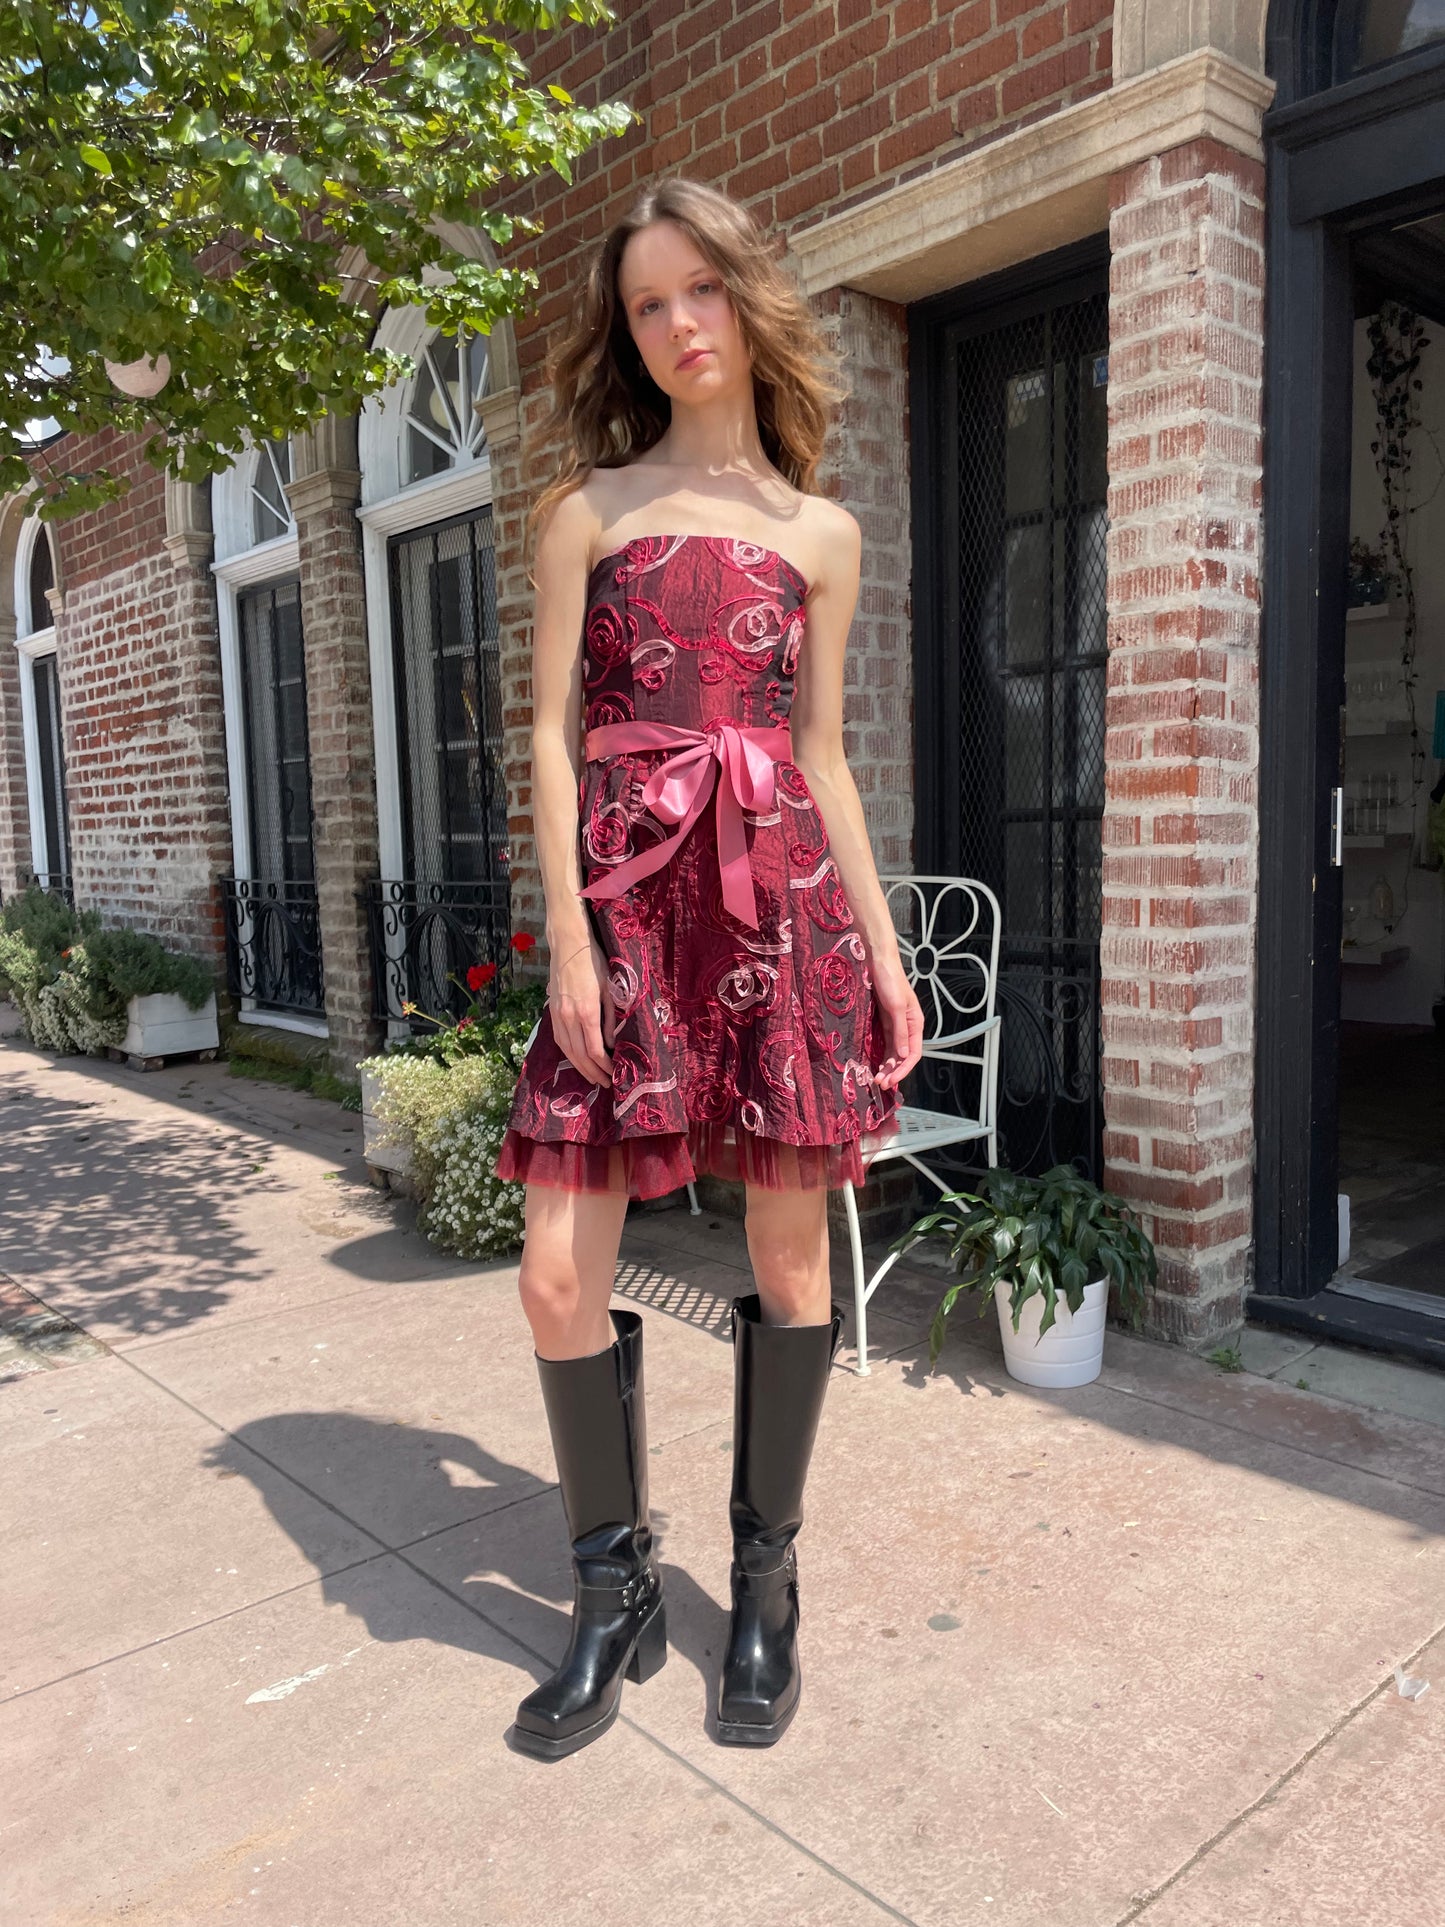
889, 1164, 1158, 1387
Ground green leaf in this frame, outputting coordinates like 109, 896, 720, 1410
78, 144, 112, 175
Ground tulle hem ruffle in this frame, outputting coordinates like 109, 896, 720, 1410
493, 1113, 902, 1201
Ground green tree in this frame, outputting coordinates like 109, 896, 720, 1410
1, 0, 634, 519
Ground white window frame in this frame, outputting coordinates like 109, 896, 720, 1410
210, 441, 327, 1038
357, 293, 494, 887
13, 512, 66, 887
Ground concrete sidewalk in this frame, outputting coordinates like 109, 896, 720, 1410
1, 1025, 1441, 1926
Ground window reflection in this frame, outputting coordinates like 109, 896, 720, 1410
1336, 0, 1445, 77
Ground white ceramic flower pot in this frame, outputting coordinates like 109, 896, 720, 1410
994, 1277, 1108, 1388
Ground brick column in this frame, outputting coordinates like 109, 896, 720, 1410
812, 284, 913, 870
1102, 137, 1264, 1347
287, 428, 383, 1078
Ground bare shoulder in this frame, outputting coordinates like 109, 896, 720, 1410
800, 497, 862, 592
533, 480, 606, 583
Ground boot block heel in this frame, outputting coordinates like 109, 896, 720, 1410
625, 1598, 668, 1684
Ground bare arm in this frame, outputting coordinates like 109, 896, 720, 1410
529, 490, 615, 1087
787, 508, 924, 1092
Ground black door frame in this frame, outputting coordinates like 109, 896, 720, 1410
909, 234, 1110, 1177
909, 233, 1110, 866
1254, 38, 1445, 1316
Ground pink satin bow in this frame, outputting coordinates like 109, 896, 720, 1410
578, 719, 794, 930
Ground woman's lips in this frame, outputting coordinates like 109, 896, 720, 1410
676, 349, 712, 369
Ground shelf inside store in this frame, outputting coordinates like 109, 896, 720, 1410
1345, 599, 1407, 622
1339, 944, 1411, 968
1344, 718, 1413, 736
1342, 832, 1412, 850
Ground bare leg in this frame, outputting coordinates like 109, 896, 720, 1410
744, 1181, 832, 1325
516, 1181, 630, 1359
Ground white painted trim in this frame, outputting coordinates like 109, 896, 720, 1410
357, 447, 495, 882
212, 438, 296, 564
785, 49, 1275, 304
211, 535, 303, 883
12, 509, 51, 638
358, 288, 494, 509
212, 533, 301, 589
237, 1006, 330, 1039
15, 632, 52, 880
355, 457, 495, 536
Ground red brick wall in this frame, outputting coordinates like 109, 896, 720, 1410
1102, 138, 1265, 1345
57, 550, 233, 958
40, 427, 170, 593
502, 0, 1113, 348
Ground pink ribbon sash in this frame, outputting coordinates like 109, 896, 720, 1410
577, 719, 794, 931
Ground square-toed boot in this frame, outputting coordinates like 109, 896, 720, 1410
511, 1305, 666, 1760
715, 1292, 843, 1747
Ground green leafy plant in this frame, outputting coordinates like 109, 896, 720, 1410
889, 1164, 1159, 1367
1206, 1345, 1244, 1373
0, 884, 214, 1054
2, 0, 634, 519
358, 931, 546, 1259
388, 933, 544, 1065
82, 927, 214, 1009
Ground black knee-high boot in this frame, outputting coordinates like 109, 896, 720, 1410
511, 1306, 666, 1760
715, 1292, 843, 1747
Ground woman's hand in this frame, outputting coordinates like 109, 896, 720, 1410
869, 955, 925, 1092
548, 927, 616, 1087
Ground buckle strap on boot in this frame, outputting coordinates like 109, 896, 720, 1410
575, 1565, 658, 1613
730, 1543, 797, 1598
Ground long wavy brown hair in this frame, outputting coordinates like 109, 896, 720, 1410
523, 175, 847, 583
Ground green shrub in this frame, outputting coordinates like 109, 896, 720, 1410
83, 928, 213, 1009
0, 885, 215, 1056
360, 974, 545, 1261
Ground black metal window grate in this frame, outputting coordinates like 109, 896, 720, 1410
228, 578, 323, 1018
374, 505, 511, 1025
921, 278, 1109, 1178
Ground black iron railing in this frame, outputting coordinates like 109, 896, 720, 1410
31, 870, 74, 905
365, 877, 511, 1025
221, 877, 324, 1018
909, 935, 1102, 1185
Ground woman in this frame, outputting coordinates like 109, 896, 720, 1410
494, 176, 925, 1760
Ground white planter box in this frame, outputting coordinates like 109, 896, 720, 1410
995, 1277, 1108, 1388
122, 991, 219, 1061
361, 1066, 415, 1184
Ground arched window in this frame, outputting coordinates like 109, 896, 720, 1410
1334, 0, 1445, 77
251, 435, 295, 544
211, 433, 323, 1023
403, 325, 491, 485
13, 516, 68, 894
25, 519, 55, 636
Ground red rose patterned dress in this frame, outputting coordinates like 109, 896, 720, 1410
493, 532, 903, 1199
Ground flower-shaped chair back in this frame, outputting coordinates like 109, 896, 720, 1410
879, 875, 1001, 1065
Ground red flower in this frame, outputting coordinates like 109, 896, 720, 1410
510, 932, 536, 954
457, 1017, 474, 1031
60, 948, 71, 959
467, 963, 498, 990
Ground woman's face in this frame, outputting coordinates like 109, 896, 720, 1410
616, 219, 747, 403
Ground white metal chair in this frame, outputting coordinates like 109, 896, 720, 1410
839, 876, 1002, 1375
